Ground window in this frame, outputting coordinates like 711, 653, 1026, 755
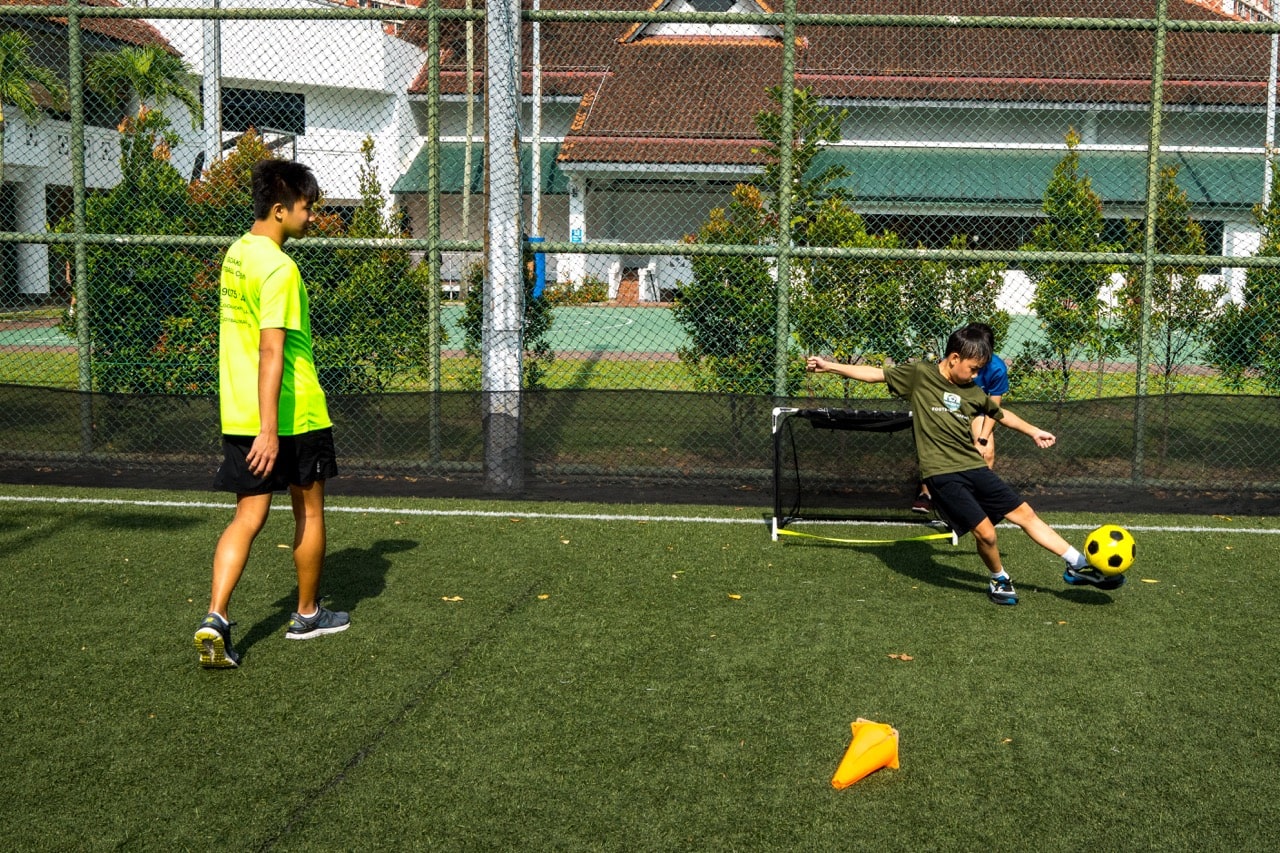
221, 88, 306, 136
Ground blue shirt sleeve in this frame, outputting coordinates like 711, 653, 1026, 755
977, 354, 1010, 397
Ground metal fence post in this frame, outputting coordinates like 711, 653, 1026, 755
426, 0, 443, 461
773, 0, 797, 399
68, 0, 92, 455
483, 0, 524, 493
1133, 0, 1169, 485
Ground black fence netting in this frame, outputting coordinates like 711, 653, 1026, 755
4, 2, 1280, 510
4, 385, 1279, 513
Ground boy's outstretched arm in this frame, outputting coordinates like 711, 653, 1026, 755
996, 407, 1056, 449
806, 356, 885, 384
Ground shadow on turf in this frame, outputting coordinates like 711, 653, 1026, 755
792, 539, 1121, 605
235, 538, 419, 658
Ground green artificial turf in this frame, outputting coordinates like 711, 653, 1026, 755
2, 485, 1278, 850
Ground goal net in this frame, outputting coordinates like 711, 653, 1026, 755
771, 407, 956, 544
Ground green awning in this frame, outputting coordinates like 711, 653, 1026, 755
393, 141, 567, 194
808, 148, 1266, 207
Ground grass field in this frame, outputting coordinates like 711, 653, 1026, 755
3, 484, 1279, 850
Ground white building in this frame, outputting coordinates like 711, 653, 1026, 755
1, 0, 426, 301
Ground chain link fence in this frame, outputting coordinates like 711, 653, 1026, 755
2, 1, 1280, 501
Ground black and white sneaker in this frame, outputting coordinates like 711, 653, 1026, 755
285, 604, 350, 640
1063, 565, 1127, 591
988, 574, 1018, 606
194, 612, 240, 668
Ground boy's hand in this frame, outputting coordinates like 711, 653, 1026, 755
806, 356, 828, 373
975, 437, 995, 467
1030, 429, 1056, 449
246, 432, 279, 477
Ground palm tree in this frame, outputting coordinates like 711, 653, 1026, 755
0, 30, 69, 188
86, 45, 202, 129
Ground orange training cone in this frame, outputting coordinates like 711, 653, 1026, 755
831, 718, 900, 789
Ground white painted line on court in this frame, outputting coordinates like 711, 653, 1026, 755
1, 493, 1278, 535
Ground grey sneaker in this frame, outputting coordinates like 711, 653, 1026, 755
285, 604, 350, 640
194, 613, 240, 668
988, 574, 1018, 606
1064, 565, 1127, 591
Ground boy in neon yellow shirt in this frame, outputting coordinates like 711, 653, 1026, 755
194, 160, 348, 668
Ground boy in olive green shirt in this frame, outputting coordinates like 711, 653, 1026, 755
807, 325, 1124, 606
193, 160, 349, 668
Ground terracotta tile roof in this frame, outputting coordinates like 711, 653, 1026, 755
408, 1, 654, 95
795, 1, 1272, 104
558, 40, 780, 166
1, 0, 180, 53
404, 1, 1277, 168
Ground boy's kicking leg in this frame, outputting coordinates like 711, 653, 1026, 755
1004, 503, 1126, 590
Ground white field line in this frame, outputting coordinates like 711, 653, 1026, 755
0, 493, 1277, 536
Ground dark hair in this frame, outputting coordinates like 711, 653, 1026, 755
964, 322, 997, 351
251, 160, 320, 220
944, 325, 992, 364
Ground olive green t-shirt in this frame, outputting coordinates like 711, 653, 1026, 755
884, 360, 1002, 479
218, 233, 331, 436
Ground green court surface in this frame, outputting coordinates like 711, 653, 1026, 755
3, 484, 1280, 850
442, 304, 690, 353
0, 321, 69, 348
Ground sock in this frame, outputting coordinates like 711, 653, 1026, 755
298, 608, 318, 619
1061, 546, 1087, 570
990, 568, 1009, 580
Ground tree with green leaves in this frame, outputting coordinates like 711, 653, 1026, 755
791, 195, 910, 368
57, 107, 202, 393
904, 234, 1010, 360
86, 45, 202, 129
675, 86, 850, 399
672, 184, 783, 395
0, 30, 68, 189
753, 85, 852, 235
313, 136, 439, 393
1208, 162, 1280, 391
1018, 131, 1118, 402
1118, 164, 1221, 394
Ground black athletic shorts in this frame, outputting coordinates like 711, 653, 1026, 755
213, 427, 338, 495
924, 467, 1024, 537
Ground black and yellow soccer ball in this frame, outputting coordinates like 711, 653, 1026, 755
1084, 525, 1136, 576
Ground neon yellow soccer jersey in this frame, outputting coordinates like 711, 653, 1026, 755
219, 233, 331, 436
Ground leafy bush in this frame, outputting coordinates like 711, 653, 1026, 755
63, 124, 438, 396
543, 275, 608, 305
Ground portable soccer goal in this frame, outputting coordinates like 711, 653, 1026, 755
771, 406, 957, 545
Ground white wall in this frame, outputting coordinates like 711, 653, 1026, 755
150, 0, 425, 205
